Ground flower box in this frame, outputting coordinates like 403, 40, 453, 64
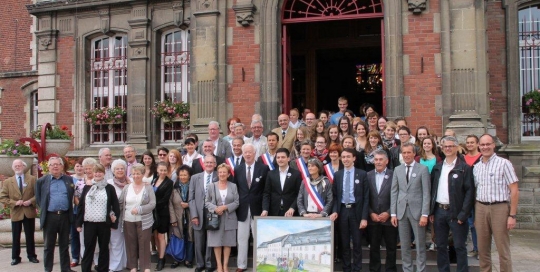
37, 139, 71, 157
0, 155, 35, 176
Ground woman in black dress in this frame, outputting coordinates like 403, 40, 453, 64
151, 162, 173, 271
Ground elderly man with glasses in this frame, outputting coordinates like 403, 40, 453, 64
245, 120, 267, 158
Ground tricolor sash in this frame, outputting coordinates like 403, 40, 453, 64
323, 163, 335, 184
225, 157, 236, 176
198, 157, 205, 171
260, 152, 275, 171
296, 158, 325, 211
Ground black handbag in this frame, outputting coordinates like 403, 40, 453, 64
205, 183, 220, 230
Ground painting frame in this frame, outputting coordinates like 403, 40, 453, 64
253, 216, 334, 272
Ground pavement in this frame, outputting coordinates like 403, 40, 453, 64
0, 229, 538, 272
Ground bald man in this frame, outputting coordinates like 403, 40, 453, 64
271, 114, 297, 152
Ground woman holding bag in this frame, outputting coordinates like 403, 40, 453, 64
205, 164, 239, 272
168, 165, 195, 268
151, 162, 174, 271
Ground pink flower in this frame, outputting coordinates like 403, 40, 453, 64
12, 150, 18, 155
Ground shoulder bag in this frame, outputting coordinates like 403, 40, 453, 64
204, 183, 220, 230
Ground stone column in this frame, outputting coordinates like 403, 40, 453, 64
383, 0, 405, 119
127, 4, 151, 148
35, 13, 59, 125
443, 0, 487, 141
190, 0, 225, 136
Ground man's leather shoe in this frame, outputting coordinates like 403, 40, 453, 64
28, 257, 39, 263
195, 268, 205, 272
11, 259, 20, 265
236, 269, 246, 272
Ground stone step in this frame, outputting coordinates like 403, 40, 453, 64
0, 218, 44, 247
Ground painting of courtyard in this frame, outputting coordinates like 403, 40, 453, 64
254, 217, 333, 272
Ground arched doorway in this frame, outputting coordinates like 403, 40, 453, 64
282, 0, 384, 116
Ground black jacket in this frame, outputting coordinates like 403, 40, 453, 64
430, 157, 475, 222
262, 167, 302, 216
77, 183, 120, 229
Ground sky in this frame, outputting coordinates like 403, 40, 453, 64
255, 217, 332, 247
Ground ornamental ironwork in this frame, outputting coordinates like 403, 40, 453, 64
282, 0, 383, 22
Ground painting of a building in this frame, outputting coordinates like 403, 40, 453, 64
255, 218, 332, 272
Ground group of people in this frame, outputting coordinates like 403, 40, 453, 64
0, 95, 519, 272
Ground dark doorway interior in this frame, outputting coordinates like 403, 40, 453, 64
288, 18, 383, 117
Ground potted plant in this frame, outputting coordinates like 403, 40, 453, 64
0, 139, 34, 176
30, 125, 74, 156
150, 99, 190, 127
523, 89, 540, 114
83, 106, 127, 125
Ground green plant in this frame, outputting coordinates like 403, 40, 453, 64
30, 125, 74, 140
149, 99, 190, 126
83, 106, 126, 125
0, 139, 33, 156
523, 89, 540, 113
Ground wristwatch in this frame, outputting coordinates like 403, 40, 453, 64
508, 214, 516, 219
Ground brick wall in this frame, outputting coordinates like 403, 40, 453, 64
486, 1, 508, 143
226, 7, 260, 125
0, 76, 36, 139
0, 0, 34, 73
402, 0, 443, 137
56, 36, 75, 129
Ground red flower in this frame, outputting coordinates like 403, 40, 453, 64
61, 125, 68, 131
30, 143, 39, 153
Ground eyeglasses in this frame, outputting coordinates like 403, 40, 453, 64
158, 153, 167, 156
442, 145, 456, 149
49, 163, 61, 167
251, 126, 263, 129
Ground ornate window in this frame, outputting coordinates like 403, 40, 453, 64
282, 0, 383, 23
519, 5, 540, 138
160, 29, 190, 143
90, 35, 128, 144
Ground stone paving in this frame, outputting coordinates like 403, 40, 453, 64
0, 229, 537, 271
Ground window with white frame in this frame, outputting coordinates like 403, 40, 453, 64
519, 5, 540, 138
90, 35, 128, 144
160, 29, 190, 143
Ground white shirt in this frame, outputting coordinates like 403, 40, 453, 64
213, 140, 219, 156
245, 163, 255, 181
183, 151, 202, 167
279, 167, 289, 190
436, 158, 457, 204
375, 168, 387, 194
124, 184, 142, 222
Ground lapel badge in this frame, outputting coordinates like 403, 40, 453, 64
412, 173, 417, 178
384, 175, 389, 179
452, 174, 458, 179
354, 179, 359, 184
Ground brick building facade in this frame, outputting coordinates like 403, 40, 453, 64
0, 0, 540, 227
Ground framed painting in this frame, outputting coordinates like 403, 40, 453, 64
253, 216, 334, 272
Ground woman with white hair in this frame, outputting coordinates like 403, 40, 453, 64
107, 159, 130, 272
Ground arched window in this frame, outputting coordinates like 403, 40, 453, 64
519, 5, 540, 138
89, 35, 128, 144
31, 91, 38, 130
160, 29, 190, 143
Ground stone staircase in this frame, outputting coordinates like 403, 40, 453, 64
0, 218, 44, 247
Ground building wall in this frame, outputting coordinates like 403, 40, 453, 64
0, 0, 34, 73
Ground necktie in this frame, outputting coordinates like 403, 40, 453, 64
18, 176, 23, 193
406, 165, 411, 184
236, 157, 240, 166
247, 166, 252, 188
205, 174, 211, 196
344, 171, 350, 203
282, 130, 286, 139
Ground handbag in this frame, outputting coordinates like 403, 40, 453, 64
165, 234, 186, 262
205, 183, 221, 230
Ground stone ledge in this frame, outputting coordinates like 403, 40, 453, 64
0, 71, 38, 79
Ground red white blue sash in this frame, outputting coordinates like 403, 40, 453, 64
296, 158, 325, 211
260, 152, 275, 171
225, 157, 236, 176
198, 158, 205, 171
323, 163, 335, 184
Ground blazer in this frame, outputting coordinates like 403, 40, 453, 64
297, 176, 333, 216
232, 161, 269, 222
359, 148, 393, 172
0, 174, 37, 221
205, 181, 240, 231
151, 177, 174, 217
198, 138, 233, 159
76, 183, 120, 229
35, 174, 75, 229
262, 167, 302, 216
390, 162, 431, 221
169, 183, 193, 241
390, 145, 420, 169
367, 168, 394, 226
245, 135, 268, 157
332, 168, 369, 221
256, 154, 278, 170
191, 155, 225, 175
118, 183, 156, 231
271, 127, 297, 152
188, 171, 218, 231
430, 158, 475, 222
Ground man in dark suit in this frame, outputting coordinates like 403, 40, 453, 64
232, 143, 269, 272
198, 121, 233, 158
271, 114, 297, 152
367, 150, 397, 272
430, 136, 474, 272
189, 155, 218, 272
390, 142, 431, 272
261, 148, 302, 217
35, 157, 76, 272
226, 137, 245, 175
330, 148, 369, 272
0, 159, 39, 266
256, 132, 279, 170
192, 139, 225, 175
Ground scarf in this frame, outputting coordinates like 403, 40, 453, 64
382, 138, 395, 149
86, 179, 108, 204
311, 149, 329, 162
113, 176, 129, 189
365, 145, 383, 165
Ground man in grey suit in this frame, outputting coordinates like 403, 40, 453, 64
199, 121, 233, 159
367, 150, 397, 272
390, 142, 431, 272
189, 155, 218, 272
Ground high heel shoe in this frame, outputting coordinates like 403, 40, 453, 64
156, 258, 165, 271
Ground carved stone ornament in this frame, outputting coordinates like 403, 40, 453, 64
40, 38, 52, 49
232, 3, 256, 26
99, 9, 110, 34
407, 0, 427, 14
35, 30, 58, 51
